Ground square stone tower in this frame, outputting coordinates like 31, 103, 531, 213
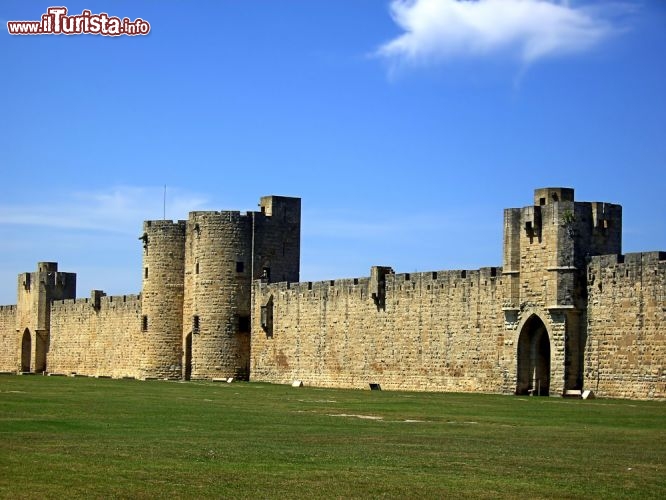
503, 188, 621, 395
16, 262, 76, 373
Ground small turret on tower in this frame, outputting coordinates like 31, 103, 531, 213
254, 196, 301, 283
533, 187, 574, 206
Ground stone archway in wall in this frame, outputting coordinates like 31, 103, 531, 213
21, 329, 31, 373
516, 315, 551, 396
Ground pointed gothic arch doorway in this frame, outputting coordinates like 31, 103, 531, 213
516, 315, 551, 396
21, 329, 31, 373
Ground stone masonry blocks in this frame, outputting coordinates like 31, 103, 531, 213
0, 189, 663, 400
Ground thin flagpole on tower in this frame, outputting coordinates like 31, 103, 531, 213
163, 184, 166, 220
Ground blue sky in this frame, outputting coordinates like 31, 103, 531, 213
0, 0, 664, 305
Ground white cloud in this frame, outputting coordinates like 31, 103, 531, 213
0, 186, 209, 234
378, 0, 624, 67
0, 186, 213, 304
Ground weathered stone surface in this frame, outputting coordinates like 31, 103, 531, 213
48, 294, 142, 378
0, 306, 16, 369
0, 196, 301, 383
251, 268, 510, 392
141, 220, 186, 380
0, 189, 663, 400
182, 196, 300, 380
585, 252, 666, 399
250, 188, 663, 399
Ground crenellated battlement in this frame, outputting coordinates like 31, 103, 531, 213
589, 251, 666, 268
0, 188, 663, 399
52, 293, 141, 311
258, 265, 503, 297
143, 219, 187, 227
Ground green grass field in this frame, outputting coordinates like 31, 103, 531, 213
0, 376, 664, 499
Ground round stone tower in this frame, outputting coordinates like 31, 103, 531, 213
182, 211, 253, 380
140, 220, 186, 379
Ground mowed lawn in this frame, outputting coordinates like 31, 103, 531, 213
0, 376, 664, 499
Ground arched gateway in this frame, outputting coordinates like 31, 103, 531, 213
516, 315, 551, 396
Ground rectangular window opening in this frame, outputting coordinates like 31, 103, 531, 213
144, 267, 148, 279
238, 315, 250, 333
236, 261, 244, 273
261, 300, 273, 337
193, 315, 200, 334
142, 315, 148, 332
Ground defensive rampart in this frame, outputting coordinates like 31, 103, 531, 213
251, 266, 513, 392
586, 252, 666, 398
0, 306, 17, 371
48, 293, 142, 378
0, 189, 663, 399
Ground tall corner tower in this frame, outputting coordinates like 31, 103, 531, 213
182, 210, 253, 380
182, 195, 301, 381
140, 220, 186, 379
16, 262, 76, 373
502, 188, 622, 396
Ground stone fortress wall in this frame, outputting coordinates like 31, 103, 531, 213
586, 252, 666, 398
0, 306, 17, 370
0, 188, 663, 399
48, 293, 143, 378
0, 196, 301, 383
251, 267, 510, 393
251, 188, 664, 399
251, 253, 665, 399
